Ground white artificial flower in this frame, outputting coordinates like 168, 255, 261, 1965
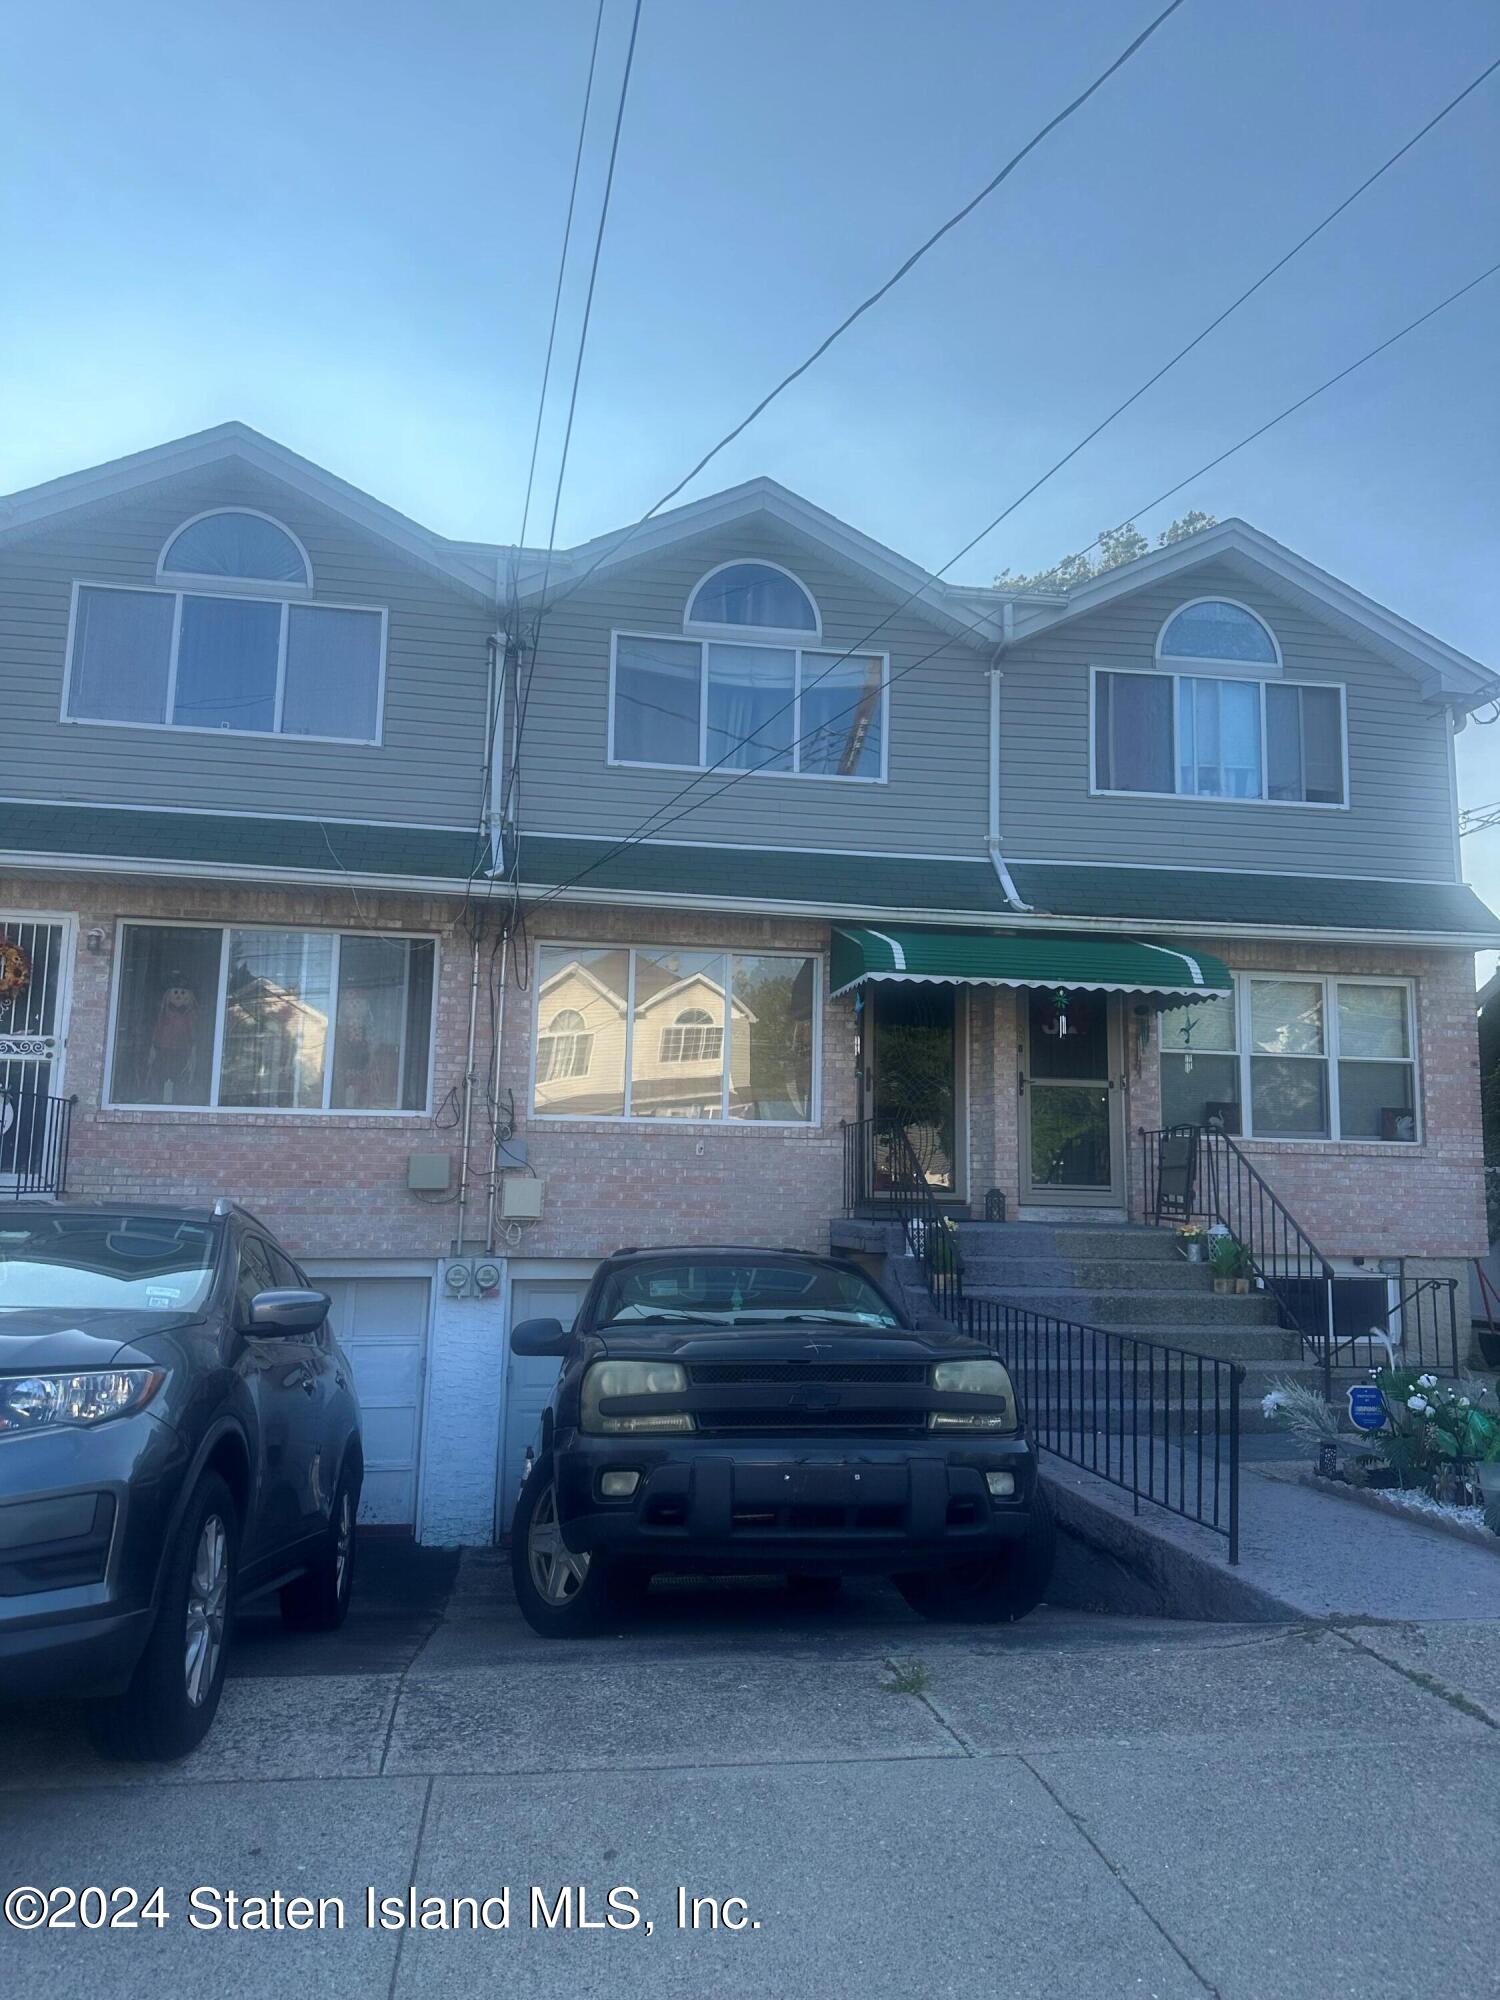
1460, 1397, 1472, 1408
1261, 1391, 1287, 1418
1406, 1395, 1428, 1413
1417, 1373, 1438, 1390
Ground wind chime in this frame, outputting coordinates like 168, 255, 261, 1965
1039, 985, 1082, 1038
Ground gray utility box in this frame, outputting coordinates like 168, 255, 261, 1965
407, 1152, 452, 1192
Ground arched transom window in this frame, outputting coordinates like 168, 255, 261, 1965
65, 508, 385, 743
1157, 597, 1279, 668
660, 1005, 724, 1065
159, 510, 312, 589
610, 558, 886, 781
536, 1008, 593, 1083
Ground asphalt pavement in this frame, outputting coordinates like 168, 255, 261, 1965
2, 1539, 1495, 1999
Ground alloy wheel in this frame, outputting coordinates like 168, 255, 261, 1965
526, 1481, 591, 1605
184, 1513, 229, 1707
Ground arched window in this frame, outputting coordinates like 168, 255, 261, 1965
159, 510, 312, 589
686, 561, 819, 637
660, 1005, 723, 1064
536, 1008, 592, 1084
1157, 598, 1278, 668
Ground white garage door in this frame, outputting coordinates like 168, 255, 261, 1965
317, 1275, 430, 1527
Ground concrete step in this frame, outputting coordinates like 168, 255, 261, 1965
961, 1253, 1216, 1293
965, 1285, 1281, 1328
956, 1222, 1178, 1262
1011, 1360, 1346, 1433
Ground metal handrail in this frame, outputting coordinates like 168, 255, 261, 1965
845, 1115, 1244, 1562
1139, 1122, 1461, 1392
1, 1089, 73, 1199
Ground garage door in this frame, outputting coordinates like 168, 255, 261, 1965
317, 1276, 430, 1527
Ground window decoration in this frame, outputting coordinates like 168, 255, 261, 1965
1160, 977, 1416, 1141
533, 944, 816, 1122
108, 924, 435, 1112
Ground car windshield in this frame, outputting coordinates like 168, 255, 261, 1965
0, 1213, 220, 1314
594, 1259, 902, 1328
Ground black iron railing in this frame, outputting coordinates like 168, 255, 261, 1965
1, 1089, 73, 1198
843, 1117, 1243, 1562
1139, 1123, 1460, 1392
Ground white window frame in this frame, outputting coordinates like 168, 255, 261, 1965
608, 630, 890, 784
1155, 595, 1282, 673
529, 941, 822, 1127
684, 559, 821, 642
61, 580, 389, 746
156, 508, 314, 595
103, 917, 439, 1116
1089, 663, 1349, 809
1158, 973, 1421, 1144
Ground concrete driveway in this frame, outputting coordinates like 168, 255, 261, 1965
2, 1541, 1496, 1999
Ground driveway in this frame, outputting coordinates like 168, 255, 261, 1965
2, 1538, 1496, 1999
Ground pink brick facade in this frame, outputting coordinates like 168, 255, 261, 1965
5, 873, 1484, 1267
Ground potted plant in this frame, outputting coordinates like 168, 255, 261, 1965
1175, 1223, 1207, 1263
1261, 1380, 1342, 1474
1209, 1229, 1242, 1295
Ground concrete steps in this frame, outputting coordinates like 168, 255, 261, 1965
967, 1286, 1281, 1328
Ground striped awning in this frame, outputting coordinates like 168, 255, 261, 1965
829, 926, 1231, 1000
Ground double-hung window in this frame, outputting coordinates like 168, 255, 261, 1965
65, 510, 386, 743
107, 922, 436, 1112
532, 944, 817, 1123
1093, 599, 1345, 805
1160, 976, 1417, 1141
610, 561, 887, 780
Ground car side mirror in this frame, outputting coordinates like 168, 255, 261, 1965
245, 1288, 331, 1337
509, 1315, 569, 1357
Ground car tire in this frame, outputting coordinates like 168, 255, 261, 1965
88, 1472, 238, 1762
511, 1454, 638, 1638
893, 1484, 1056, 1625
280, 1467, 359, 1633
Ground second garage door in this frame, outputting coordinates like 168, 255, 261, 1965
312, 1272, 431, 1527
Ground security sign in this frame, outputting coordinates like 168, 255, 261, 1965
1347, 1383, 1387, 1433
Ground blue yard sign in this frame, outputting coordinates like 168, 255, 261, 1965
1347, 1384, 1387, 1433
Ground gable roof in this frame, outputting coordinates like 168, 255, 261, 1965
1005, 516, 1498, 711
509, 475, 1006, 649
0, 422, 497, 603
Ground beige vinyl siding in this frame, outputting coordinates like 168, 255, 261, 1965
514, 519, 992, 857
0, 463, 494, 827
1000, 563, 1457, 882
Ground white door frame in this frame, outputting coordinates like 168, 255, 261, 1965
494, 1258, 597, 1542
0, 912, 77, 1098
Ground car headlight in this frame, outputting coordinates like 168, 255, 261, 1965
929, 1358, 1016, 1432
581, 1359, 694, 1434
0, 1369, 166, 1437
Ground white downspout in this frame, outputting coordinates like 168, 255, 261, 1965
985, 609, 1031, 913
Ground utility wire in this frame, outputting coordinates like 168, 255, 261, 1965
528, 255, 1500, 910
531, 0, 1191, 621
516, 0, 607, 554
518, 57, 1500, 875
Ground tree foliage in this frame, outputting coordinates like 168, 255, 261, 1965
995, 512, 1217, 595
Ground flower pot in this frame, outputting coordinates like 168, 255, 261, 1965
1234, 1278, 1251, 1295
1180, 1242, 1205, 1263
1213, 1278, 1233, 1295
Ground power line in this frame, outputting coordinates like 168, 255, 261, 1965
529, 254, 1500, 910
518, 56, 1500, 876
533, 0, 1191, 621
516, 0, 607, 554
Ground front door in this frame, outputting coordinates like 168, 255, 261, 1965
1020, 988, 1124, 1207
864, 983, 964, 1198
0, 917, 71, 1188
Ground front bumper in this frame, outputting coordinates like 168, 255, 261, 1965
553, 1432, 1037, 1574
0, 1412, 188, 1699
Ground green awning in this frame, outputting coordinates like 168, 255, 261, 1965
829, 926, 1232, 1000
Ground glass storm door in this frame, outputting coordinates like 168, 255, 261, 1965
866, 983, 963, 1197
1020, 987, 1123, 1206
0, 919, 70, 1184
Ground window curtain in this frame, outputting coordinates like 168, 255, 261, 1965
1178, 678, 1261, 798
706, 644, 794, 770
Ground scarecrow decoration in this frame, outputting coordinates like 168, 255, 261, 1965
146, 969, 202, 1104
0, 935, 30, 1012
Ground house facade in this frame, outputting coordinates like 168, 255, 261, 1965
2, 424, 1496, 1542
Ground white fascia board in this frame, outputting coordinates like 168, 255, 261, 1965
0, 423, 497, 605
1006, 518, 1498, 708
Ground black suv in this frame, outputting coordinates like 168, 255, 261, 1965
509, 1247, 1053, 1635
0, 1202, 362, 1758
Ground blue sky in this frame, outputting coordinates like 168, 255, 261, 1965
3, 0, 1498, 957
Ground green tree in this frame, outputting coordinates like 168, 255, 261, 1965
996, 511, 1217, 594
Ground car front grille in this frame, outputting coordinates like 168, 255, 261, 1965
687, 1361, 927, 1386
685, 1360, 931, 1436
